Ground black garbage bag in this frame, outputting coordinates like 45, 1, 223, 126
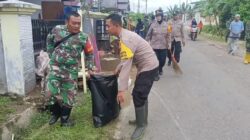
87, 74, 120, 128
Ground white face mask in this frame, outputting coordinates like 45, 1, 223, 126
156, 16, 162, 21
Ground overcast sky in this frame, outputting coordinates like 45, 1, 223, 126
129, 0, 200, 13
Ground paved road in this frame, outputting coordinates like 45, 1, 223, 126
114, 36, 250, 140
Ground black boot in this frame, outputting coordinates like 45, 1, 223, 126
131, 105, 146, 140
154, 71, 160, 81
61, 106, 74, 127
129, 101, 148, 125
49, 103, 61, 125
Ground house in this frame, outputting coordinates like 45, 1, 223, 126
21, 0, 80, 20
21, 0, 62, 19
99, 0, 130, 14
190, 1, 219, 26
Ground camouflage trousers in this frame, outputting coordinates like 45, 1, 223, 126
46, 65, 78, 107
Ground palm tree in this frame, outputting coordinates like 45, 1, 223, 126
167, 4, 180, 18
179, 2, 190, 22
186, 5, 195, 20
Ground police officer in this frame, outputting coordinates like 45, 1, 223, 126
146, 9, 171, 80
167, 12, 185, 66
105, 14, 159, 140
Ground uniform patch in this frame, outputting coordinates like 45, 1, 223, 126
119, 40, 134, 60
84, 38, 93, 54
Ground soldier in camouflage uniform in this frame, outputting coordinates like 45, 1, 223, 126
46, 12, 95, 127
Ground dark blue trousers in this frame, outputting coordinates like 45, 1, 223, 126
154, 49, 167, 73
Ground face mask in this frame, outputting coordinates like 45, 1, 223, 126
156, 16, 162, 22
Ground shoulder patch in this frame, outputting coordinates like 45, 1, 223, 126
120, 40, 134, 60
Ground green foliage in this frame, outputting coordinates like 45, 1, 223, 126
203, 25, 228, 37
0, 96, 16, 124
187, 6, 195, 19
0, 96, 12, 106
195, 0, 250, 28
128, 12, 145, 23
167, 5, 180, 18
238, 0, 250, 22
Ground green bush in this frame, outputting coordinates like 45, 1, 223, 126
202, 25, 228, 38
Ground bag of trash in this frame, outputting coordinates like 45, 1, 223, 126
87, 73, 120, 127
35, 50, 50, 77
35, 50, 50, 94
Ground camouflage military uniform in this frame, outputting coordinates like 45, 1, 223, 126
46, 25, 94, 107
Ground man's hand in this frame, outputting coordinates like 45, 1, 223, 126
86, 67, 97, 79
113, 69, 119, 76
167, 44, 171, 50
114, 66, 122, 76
117, 91, 125, 105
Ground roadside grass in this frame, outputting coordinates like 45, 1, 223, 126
200, 32, 246, 50
13, 92, 116, 140
0, 96, 17, 125
200, 32, 226, 42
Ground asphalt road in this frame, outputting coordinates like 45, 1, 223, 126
114, 35, 250, 140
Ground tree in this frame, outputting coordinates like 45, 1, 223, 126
186, 5, 195, 20
179, 2, 191, 22
167, 5, 180, 18
199, 0, 250, 27
128, 12, 145, 23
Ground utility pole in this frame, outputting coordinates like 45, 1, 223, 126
137, 0, 140, 13
98, 0, 100, 12
146, 0, 147, 14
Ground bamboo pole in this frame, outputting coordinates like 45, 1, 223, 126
81, 52, 87, 93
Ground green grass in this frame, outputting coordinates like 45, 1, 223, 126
200, 32, 246, 50
201, 32, 226, 42
0, 96, 15, 124
14, 93, 115, 140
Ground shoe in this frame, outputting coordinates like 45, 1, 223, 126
244, 53, 250, 64
159, 71, 163, 76
61, 106, 75, 127
49, 115, 60, 125
129, 101, 148, 126
154, 76, 160, 81
48, 103, 61, 125
228, 50, 233, 54
244, 60, 248, 64
145, 100, 148, 125
131, 105, 147, 140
